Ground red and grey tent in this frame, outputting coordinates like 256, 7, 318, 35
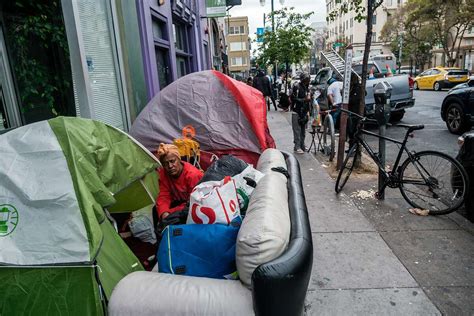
130, 70, 275, 167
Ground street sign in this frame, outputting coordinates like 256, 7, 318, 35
206, 0, 227, 17
332, 42, 344, 49
342, 48, 353, 104
256, 27, 264, 42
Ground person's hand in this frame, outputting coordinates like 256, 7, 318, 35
161, 212, 170, 220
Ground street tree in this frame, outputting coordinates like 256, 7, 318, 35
327, 0, 384, 117
405, 0, 474, 67
380, 4, 436, 72
256, 7, 313, 83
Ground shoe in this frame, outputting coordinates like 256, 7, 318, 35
296, 149, 305, 154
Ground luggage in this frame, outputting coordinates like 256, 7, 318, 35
157, 222, 240, 279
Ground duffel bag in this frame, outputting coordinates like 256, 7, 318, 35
157, 222, 240, 279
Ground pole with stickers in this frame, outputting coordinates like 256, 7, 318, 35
336, 45, 354, 170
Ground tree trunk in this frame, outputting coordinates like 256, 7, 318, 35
355, 0, 376, 167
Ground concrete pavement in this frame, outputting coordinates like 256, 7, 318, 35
266, 110, 474, 315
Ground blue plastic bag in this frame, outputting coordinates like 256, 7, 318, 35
157, 222, 240, 279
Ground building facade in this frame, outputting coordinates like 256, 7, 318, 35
326, 0, 407, 57
431, 25, 474, 72
207, 17, 228, 73
137, 0, 208, 99
225, 16, 250, 80
310, 22, 328, 74
0, 0, 210, 134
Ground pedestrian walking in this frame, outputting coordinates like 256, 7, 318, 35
278, 73, 290, 111
290, 72, 311, 154
253, 70, 277, 111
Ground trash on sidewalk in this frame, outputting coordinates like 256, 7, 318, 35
350, 189, 376, 200
408, 208, 429, 216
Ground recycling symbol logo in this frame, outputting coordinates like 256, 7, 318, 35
0, 204, 19, 237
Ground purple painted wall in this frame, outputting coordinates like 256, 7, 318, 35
136, 0, 210, 100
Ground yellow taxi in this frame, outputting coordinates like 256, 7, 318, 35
413, 67, 469, 91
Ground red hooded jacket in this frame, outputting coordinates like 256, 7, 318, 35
156, 162, 203, 218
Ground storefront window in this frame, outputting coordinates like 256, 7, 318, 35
152, 17, 168, 41
156, 47, 171, 88
2, 1, 75, 124
173, 19, 193, 78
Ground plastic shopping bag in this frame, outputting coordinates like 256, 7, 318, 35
232, 165, 264, 213
187, 176, 240, 225
129, 214, 157, 244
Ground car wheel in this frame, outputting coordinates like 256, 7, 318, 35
446, 103, 470, 134
389, 110, 405, 123
414, 81, 419, 90
434, 82, 441, 91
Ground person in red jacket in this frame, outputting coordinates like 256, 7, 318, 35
156, 143, 203, 221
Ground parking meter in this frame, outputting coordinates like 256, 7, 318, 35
373, 81, 392, 200
374, 81, 392, 125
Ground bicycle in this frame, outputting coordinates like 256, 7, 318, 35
307, 91, 336, 161
335, 108, 469, 215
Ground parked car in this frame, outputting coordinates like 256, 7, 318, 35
312, 64, 415, 122
455, 131, 474, 221
414, 67, 469, 91
450, 75, 474, 91
440, 81, 474, 134
398, 66, 420, 76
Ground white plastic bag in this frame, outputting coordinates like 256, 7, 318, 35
129, 214, 157, 244
187, 176, 240, 225
232, 165, 265, 213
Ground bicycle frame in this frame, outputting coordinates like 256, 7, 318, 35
352, 121, 418, 186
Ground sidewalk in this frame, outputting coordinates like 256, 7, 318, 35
266, 110, 474, 315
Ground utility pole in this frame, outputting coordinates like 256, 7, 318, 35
398, 34, 403, 74
260, 0, 283, 92
271, 0, 277, 89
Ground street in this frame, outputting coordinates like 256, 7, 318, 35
365, 90, 460, 162
350, 89, 472, 220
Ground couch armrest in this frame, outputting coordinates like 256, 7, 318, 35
251, 151, 313, 316
109, 272, 253, 315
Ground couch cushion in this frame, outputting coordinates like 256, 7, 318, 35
109, 271, 253, 316
256, 148, 286, 174
236, 172, 290, 289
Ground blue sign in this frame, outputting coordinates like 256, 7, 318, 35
256, 27, 264, 42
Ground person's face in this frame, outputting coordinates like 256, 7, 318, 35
161, 153, 183, 178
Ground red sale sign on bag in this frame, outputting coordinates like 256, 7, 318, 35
187, 176, 241, 225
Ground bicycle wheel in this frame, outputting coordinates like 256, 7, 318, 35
335, 143, 358, 193
322, 114, 335, 161
399, 151, 468, 215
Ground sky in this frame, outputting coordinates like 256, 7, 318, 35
228, 0, 327, 41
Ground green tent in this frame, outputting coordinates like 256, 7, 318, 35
0, 117, 160, 315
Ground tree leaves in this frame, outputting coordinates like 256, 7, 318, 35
256, 7, 314, 68
405, 0, 474, 66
